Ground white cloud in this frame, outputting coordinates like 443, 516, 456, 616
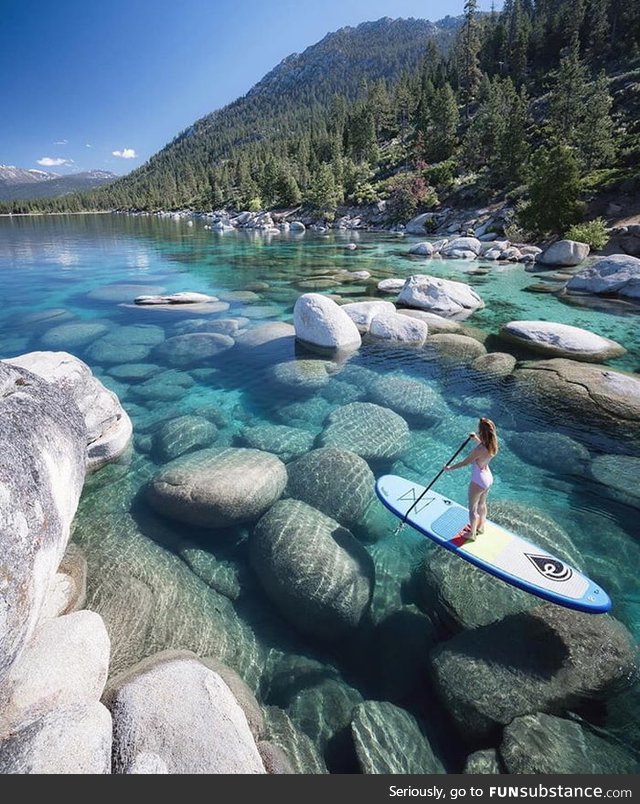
112, 148, 137, 159
85, 143, 92, 148
37, 157, 73, 167
54, 139, 68, 145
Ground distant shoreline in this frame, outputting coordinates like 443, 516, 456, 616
0, 210, 115, 217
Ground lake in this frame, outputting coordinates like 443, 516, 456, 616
1, 213, 638, 773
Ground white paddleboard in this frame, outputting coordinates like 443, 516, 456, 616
376, 474, 611, 614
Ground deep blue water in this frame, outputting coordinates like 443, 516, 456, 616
1, 213, 639, 772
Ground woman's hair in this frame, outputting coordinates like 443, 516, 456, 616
478, 418, 499, 456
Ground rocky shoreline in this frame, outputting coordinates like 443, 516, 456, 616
1, 242, 640, 773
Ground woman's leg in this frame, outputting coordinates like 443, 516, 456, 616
468, 482, 484, 539
477, 489, 489, 533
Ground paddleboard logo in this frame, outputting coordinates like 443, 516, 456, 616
397, 488, 435, 514
526, 553, 573, 583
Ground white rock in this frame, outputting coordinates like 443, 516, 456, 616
500, 321, 626, 362
104, 651, 265, 774
0, 611, 110, 734
566, 255, 640, 299
483, 248, 503, 261
518, 245, 543, 256
406, 213, 437, 235
446, 249, 478, 260
536, 240, 590, 267
397, 310, 463, 333
432, 239, 449, 253
500, 247, 522, 261
342, 302, 396, 333
294, 294, 362, 351
377, 278, 406, 294
135, 292, 218, 305
409, 242, 434, 257
0, 703, 112, 774
6, 352, 133, 472
290, 221, 306, 232
369, 313, 429, 346
397, 275, 485, 318
442, 237, 483, 256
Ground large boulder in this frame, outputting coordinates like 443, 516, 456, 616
566, 254, 640, 299
406, 213, 437, 235
409, 241, 435, 256
369, 312, 429, 346
471, 352, 516, 378
148, 447, 287, 528
341, 301, 396, 333
510, 359, 640, 444
398, 275, 484, 318
464, 750, 502, 774
351, 701, 445, 774
426, 334, 487, 364
0, 361, 86, 688
397, 310, 463, 334
267, 359, 335, 393
0, 703, 112, 774
319, 402, 410, 461
250, 500, 375, 640
285, 448, 374, 529
500, 713, 640, 774
153, 333, 235, 367
431, 605, 637, 742
0, 611, 110, 734
537, 240, 590, 267
6, 351, 132, 471
368, 375, 444, 426
40, 321, 110, 350
589, 454, 640, 509
152, 414, 218, 462
237, 424, 315, 462
293, 293, 362, 351
499, 321, 626, 362
103, 651, 265, 774
441, 237, 482, 257
135, 292, 218, 305
85, 324, 165, 363
39, 543, 87, 622
262, 706, 328, 774
507, 431, 591, 477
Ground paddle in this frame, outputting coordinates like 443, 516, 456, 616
393, 435, 473, 536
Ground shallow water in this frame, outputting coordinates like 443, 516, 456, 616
1, 213, 639, 772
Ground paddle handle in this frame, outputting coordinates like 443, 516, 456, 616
399, 435, 473, 527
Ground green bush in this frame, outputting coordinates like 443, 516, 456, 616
565, 218, 610, 250
426, 159, 457, 189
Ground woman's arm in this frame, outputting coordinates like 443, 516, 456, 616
445, 446, 481, 471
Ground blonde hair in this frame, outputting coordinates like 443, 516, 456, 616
479, 418, 499, 456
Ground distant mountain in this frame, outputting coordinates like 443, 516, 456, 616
0, 168, 117, 201
52, 16, 461, 210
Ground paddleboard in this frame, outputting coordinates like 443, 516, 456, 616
376, 474, 611, 614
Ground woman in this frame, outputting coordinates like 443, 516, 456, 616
444, 418, 499, 541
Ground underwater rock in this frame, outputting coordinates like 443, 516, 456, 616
0, 361, 85, 688
173, 317, 250, 336
507, 431, 591, 477
149, 447, 287, 528
87, 283, 166, 303
152, 414, 218, 462
0, 703, 112, 774
267, 359, 335, 392
286, 447, 375, 529
464, 749, 502, 774
250, 500, 375, 640
238, 424, 315, 462
351, 701, 445, 774
319, 402, 410, 461
86, 324, 165, 364
40, 321, 110, 350
425, 334, 487, 364
368, 375, 444, 426
128, 369, 195, 403
179, 544, 244, 602
153, 333, 235, 367
104, 651, 265, 774
589, 454, 640, 509
234, 322, 297, 365
500, 713, 640, 774
431, 604, 637, 742
276, 397, 332, 430
262, 706, 328, 774
107, 363, 162, 382
257, 741, 295, 774
471, 352, 517, 379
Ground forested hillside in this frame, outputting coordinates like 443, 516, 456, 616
5, 1, 640, 238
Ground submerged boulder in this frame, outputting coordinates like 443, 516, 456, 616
319, 402, 410, 461
238, 424, 315, 462
500, 713, 640, 774
589, 454, 640, 509
153, 333, 234, 367
250, 500, 375, 640
152, 414, 218, 462
262, 707, 328, 774
351, 701, 445, 774
285, 447, 375, 529
0, 361, 86, 687
148, 447, 287, 528
431, 605, 636, 742
368, 375, 444, 426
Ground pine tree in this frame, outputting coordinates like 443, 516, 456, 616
496, 85, 530, 187
306, 163, 341, 220
577, 71, 615, 169
459, 0, 482, 117
520, 144, 585, 234
550, 35, 588, 142
429, 83, 460, 162
586, 0, 611, 60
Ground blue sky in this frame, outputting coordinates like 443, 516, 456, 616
0, 0, 501, 176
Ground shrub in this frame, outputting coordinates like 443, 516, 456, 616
385, 171, 439, 222
565, 218, 610, 250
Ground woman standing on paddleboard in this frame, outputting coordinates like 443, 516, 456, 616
444, 418, 499, 541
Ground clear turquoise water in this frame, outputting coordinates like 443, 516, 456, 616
1, 213, 639, 772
